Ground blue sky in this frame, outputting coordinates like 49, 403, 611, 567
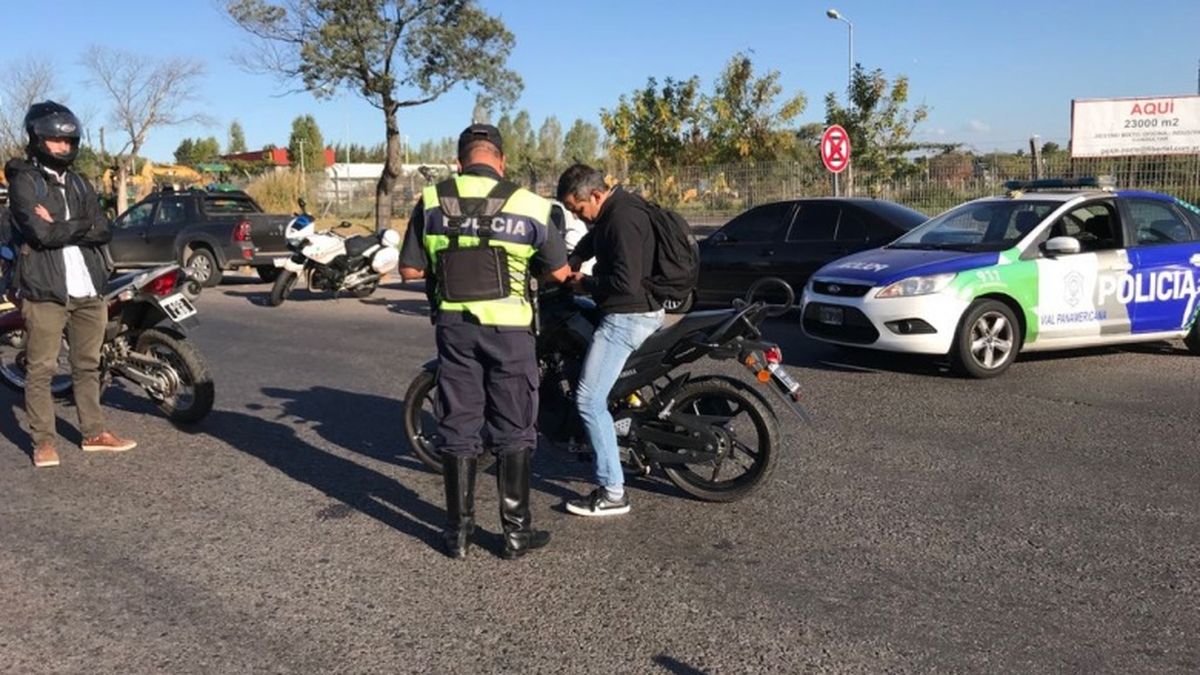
5, 0, 1199, 162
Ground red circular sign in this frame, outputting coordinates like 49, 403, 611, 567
821, 125, 851, 174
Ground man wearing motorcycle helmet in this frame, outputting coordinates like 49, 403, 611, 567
5, 100, 136, 468
398, 123, 571, 559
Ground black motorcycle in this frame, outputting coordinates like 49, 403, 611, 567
403, 279, 807, 502
0, 264, 214, 423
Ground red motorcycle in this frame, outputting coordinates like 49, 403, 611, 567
0, 264, 214, 423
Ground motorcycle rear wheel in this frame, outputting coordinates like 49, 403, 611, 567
135, 328, 215, 424
269, 270, 298, 307
659, 377, 780, 502
0, 330, 75, 399
403, 369, 495, 473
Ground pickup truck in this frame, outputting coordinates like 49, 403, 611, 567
108, 188, 292, 286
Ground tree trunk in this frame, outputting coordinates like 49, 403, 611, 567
116, 158, 130, 215
375, 102, 402, 233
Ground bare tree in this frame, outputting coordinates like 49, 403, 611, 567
82, 46, 208, 214
0, 57, 57, 161
225, 0, 521, 231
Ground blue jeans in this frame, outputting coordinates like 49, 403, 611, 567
576, 310, 665, 489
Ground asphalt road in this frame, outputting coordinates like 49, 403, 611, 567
1, 277, 1197, 674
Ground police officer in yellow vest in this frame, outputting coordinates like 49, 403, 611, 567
399, 124, 570, 559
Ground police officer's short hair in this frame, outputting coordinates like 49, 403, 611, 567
458, 140, 502, 164
557, 164, 607, 202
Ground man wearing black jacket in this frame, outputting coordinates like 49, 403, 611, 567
6, 101, 136, 468
557, 164, 664, 517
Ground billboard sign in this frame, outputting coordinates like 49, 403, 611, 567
1070, 95, 1200, 158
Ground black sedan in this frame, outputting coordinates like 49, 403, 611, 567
695, 198, 927, 306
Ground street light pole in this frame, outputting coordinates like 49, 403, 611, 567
826, 8, 854, 196
826, 8, 853, 91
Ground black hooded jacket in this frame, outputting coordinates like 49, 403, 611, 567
4, 158, 111, 303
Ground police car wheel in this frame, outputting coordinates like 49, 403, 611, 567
950, 299, 1021, 379
1185, 322, 1200, 355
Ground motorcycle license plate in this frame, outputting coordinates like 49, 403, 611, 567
159, 293, 197, 323
818, 306, 844, 325
273, 257, 286, 267
766, 362, 801, 394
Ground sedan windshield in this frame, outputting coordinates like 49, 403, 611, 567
889, 200, 1058, 252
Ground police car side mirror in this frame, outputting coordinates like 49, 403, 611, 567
710, 231, 730, 245
1042, 236, 1081, 257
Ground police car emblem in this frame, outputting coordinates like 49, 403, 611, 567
828, 284, 842, 294
1064, 271, 1084, 307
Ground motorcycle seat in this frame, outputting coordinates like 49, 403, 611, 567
104, 271, 143, 296
635, 310, 731, 357
344, 235, 376, 259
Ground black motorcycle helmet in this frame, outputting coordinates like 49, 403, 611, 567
25, 100, 82, 171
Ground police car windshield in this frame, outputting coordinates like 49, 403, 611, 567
889, 201, 1058, 252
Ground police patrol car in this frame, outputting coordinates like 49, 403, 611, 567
801, 178, 1200, 377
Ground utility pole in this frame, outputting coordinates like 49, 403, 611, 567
298, 138, 306, 197
1029, 135, 1042, 180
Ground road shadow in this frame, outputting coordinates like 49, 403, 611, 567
260, 385, 407, 465
102, 385, 449, 552
357, 297, 431, 317
653, 655, 710, 675
220, 288, 368, 307
258, 384, 602, 505
0, 388, 96, 457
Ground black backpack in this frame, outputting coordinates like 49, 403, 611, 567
639, 199, 699, 305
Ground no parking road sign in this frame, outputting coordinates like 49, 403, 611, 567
821, 125, 851, 174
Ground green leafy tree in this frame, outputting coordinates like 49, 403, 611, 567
287, 115, 325, 173
174, 138, 196, 165
226, 0, 521, 230
1041, 141, 1063, 155
194, 136, 222, 163
824, 64, 928, 187
601, 76, 704, 185
228, 120, 247, 153
562, 118, 600, 165
536, 116, 563, 168
707, 53, 806, 164
502, 110, 539, 186
471, 95, 491, 124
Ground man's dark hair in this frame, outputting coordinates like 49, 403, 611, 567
458, 140, 502, 164
556, 163, 607, 202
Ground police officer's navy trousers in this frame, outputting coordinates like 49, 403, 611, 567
435, 316, 538, 458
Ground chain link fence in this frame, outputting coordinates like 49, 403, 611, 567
619, 153, 1200, 221
231, 153, 1200, 227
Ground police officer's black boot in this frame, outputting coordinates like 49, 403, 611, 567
497, 449, 550, 559
442, 455, 477, 559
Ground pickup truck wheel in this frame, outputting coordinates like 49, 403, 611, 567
185, 248, 222, 287
256, 266, 282, 283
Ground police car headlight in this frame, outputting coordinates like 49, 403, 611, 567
875, 273, 956, 299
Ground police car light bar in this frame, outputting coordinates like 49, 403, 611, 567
1003, 176, 1117, 192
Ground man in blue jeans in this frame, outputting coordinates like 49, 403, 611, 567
557, 164, 664, 517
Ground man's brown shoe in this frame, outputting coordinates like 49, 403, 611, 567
32, 442, 60, 468
81, 432, 137, 453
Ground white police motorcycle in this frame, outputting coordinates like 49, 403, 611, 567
269, 199, 401, 306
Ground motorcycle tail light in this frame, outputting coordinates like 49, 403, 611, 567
233, 220, 252, 242
764, 346, 783, 364
146, 271, 178, 297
